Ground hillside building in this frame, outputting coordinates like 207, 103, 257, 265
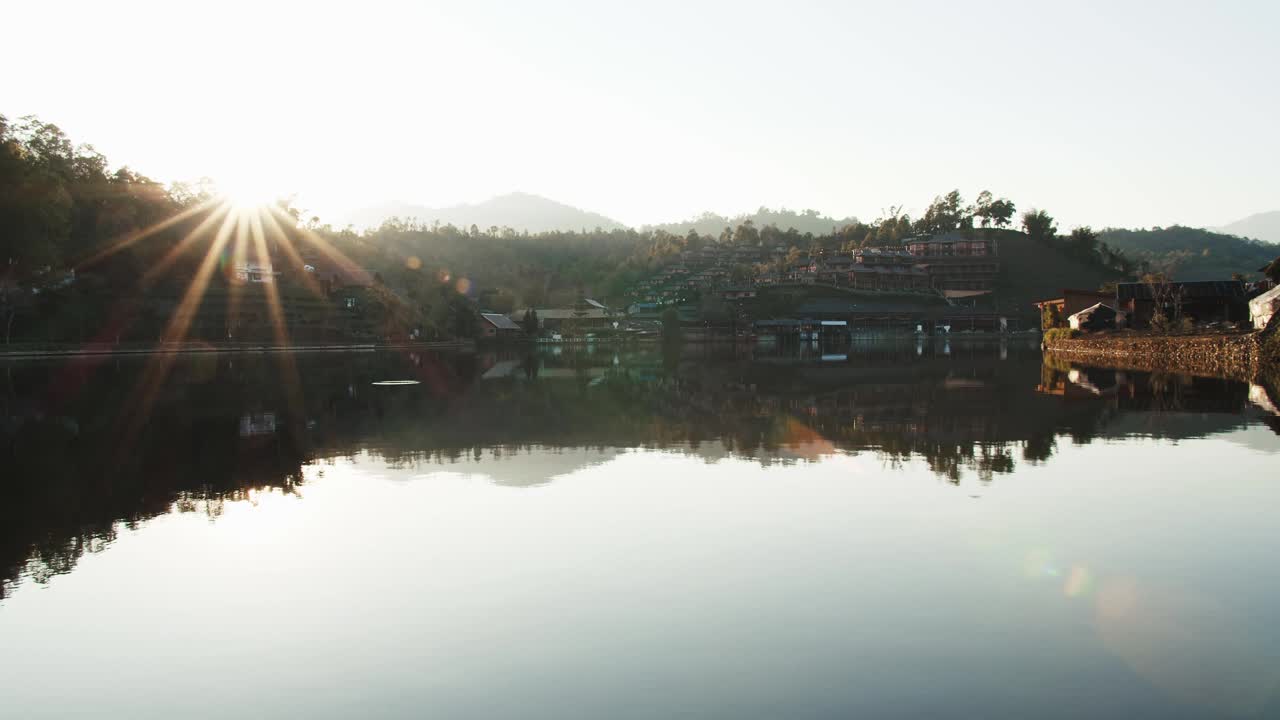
904, 231, 1000, 295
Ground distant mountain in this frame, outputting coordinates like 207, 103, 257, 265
1099, 225, 1277, 280
340, 192, 627, 233
644, 208, 859, 237
1215, 211, 1280, 244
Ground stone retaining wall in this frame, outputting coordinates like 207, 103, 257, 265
1043, 332, 1263, 381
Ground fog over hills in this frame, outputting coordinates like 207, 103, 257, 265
643, 208, 860, 237
341, 192, 626, 233
341, 192, 1280, 270
341, 193, 860, 235
1215, 211, 1280, 244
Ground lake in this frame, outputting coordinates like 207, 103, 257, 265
2, 341, 1278, 719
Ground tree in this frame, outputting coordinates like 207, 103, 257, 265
916, 191, 966, 235
989, 199, 1016, 228
1022, 209, 1057, 244
1040, 302, 1065, 331
973, 191, 994, 227
1141, 272, 1185, 332
1263, 256, 1280, 283
732, 220, 760, 247
974, 191, 1016, 228
521, 308, 539, 335
1068, 226, 1099, 258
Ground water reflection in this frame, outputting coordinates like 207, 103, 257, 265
1, 341, 1277, 602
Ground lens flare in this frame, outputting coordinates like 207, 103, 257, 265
1063, 565, 1092, 598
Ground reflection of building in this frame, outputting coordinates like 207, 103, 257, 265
239, 412, 277, 437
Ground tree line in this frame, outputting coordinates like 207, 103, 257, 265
2, 114, 1203, 345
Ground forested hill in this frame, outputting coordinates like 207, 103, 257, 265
345, 199, 861, 237
644, 208, 860, 237
341, 192, 627, 233
994, 229, 1127, 311
1098, 226, 1277, 280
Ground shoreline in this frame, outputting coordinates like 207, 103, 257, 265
1043, 330, 1277, 383
0, 340, 475, 360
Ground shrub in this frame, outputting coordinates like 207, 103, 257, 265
1043, 327, 1079, 343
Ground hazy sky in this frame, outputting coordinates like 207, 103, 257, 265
3, 0, 1277, 230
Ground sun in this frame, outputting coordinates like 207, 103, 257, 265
216, 174, 281, 211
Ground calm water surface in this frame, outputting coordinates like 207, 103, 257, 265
2, 341, 1278, 718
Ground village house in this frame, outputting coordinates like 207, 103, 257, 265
512, 299, 615, 334
721, 287, 758, 300
1068, 303, 1118, 332
1115, 280, 1248, 329
854, 247, 917, 268
1033, 289, 1115, 330
904, 231, 1000, 295
478, 312, 523, 340
848, 264, 931, 292
806, 253, 857, 284
233, 262, 281, 284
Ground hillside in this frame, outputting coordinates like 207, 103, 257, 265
992, 230, 1127, 314
1216, 211, 1280, 243
341, 192, 627, 233
645, 208, 859, 237
1099, 226, 1277, 280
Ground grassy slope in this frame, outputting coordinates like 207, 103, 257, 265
1099, 226, 1277, 280
993, 230, 1125, 316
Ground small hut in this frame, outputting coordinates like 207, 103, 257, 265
1250, 285, 1280, 330
1068, 303, 1118, 332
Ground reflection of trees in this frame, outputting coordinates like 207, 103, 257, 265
1, 343, 1270, 599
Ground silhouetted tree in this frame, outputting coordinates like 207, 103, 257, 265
1022, 209, 1057, 244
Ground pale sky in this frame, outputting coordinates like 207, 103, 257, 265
3, 0, 1277, 230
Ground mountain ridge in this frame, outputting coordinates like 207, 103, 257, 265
1099, 225, 1277, 280
339, 192, 627, 233
1214, 210, 1280, 244
339, 193, 859, 235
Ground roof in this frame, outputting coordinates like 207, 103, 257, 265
851, 265, 927, 275
1069, 302, 1117, 319
905, 231, 991, 245
480, 313, 522, 331
855, 247, 915, 257
794, 298, 941, 315
1116, 280, 1246, 301
523, 308, 611, 320
584, 298, 609, 311
1036, 288, 1115, 308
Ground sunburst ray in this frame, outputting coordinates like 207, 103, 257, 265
78, 198, 223, 269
